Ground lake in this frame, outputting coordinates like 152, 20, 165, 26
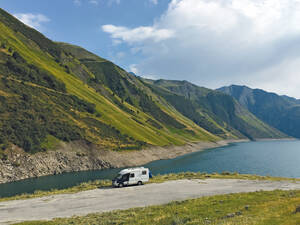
0, 140, 299, 198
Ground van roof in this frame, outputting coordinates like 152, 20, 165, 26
119, 167, 148, 174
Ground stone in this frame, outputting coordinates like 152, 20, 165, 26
295, 205, 300, 214
235, 211, 242, 216
226, 213, 235, 218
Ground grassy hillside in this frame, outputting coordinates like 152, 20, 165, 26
143, 79, 285, 140
218, 85, 300, 138
0, 8, 220, 156
0, 7, 287, 159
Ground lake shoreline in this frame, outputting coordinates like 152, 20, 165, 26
254, 138, 298, 141
1, 137, 296, 185
98, 139, 250, 169
0, 138, 249, 184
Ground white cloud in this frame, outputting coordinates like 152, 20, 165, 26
73, 0, 81, 6
13, 13, 50, 30
150, 0, 158, 4
108, 0, 157, 6
102, 25, 174, 43
116, 51, 125, 59
108, 0, 121, 5
129, 64, 158, 79
103, 0, 300, 98
247, 57, 300, 97
89, 0, 99, 5
129, 64, 139, 74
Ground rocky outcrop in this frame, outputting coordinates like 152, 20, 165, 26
0, 142, 112, 183
0, 139, 247, 184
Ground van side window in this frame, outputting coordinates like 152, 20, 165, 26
122, 173, 129, 181
142, 170, 147, 175
130, 173, 135, 178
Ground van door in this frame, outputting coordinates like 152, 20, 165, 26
121, 173, 130, 186
141, 170, 149, 182
129, 173, 136, 185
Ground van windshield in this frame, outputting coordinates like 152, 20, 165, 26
115, 173, 122, 180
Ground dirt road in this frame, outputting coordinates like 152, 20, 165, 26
1, 179, 300, 224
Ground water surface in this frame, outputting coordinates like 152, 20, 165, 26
0, 140, 299, 197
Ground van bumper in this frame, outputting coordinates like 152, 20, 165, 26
112, 180, 119, 187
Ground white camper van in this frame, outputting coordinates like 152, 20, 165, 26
112, 167, 151, 187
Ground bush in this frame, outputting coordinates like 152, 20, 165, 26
6, 54, 66, 92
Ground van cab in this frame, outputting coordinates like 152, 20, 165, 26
112, 167, 151, 187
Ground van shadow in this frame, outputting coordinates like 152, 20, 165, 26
98, 184, 144, 190
98, 186, 114, 190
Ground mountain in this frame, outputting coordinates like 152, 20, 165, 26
218, 85, 300, 138
0, 8, 221, 158
0, 8, 290, 183
0, 8, 285, 161
143, 79, 285, 140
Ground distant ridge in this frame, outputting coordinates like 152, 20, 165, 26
143, 79, 285, 140
218, 85, 300, 138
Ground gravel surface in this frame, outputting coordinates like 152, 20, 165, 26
1, 179, 300, 224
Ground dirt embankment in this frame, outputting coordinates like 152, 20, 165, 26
0, 139, 247, 184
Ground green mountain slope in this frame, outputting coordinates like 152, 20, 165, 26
218, 85, 300, 138
0, 7, 288, 159
143, 79, 285, 140
0, 8, 220, 155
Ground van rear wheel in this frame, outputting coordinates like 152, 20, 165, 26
118, 183, 123, 188
137, 181, 142, 185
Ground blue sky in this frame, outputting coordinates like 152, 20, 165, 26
2, 0, 300, 98
0, 0, 169, 70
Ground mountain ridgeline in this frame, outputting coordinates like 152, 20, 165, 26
218, 85, 300, 138
0, 8, 286, 158
142, 79, 284, 140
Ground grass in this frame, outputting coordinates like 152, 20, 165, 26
0, 179, 112, 202
13, 189, 300, 225
40, 135, 61, 150
149, 172, 300, 183
0, 18, 219, 150
1, 172, 299, 202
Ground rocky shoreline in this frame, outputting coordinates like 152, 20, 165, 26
0, 139, 247, 184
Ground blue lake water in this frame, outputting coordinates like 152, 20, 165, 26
0, 140, 299, 198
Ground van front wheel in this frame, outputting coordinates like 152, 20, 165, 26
137, 181, 142, 185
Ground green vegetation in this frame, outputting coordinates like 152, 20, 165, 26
148, 172, 300, 183
144, 79, 285, 140
1, 172, 298, 202
59, 44, 186, 129
13, 189, 300, 225
0, 8, 62, 58
3, 51, 66, 92
219, 85, 300, 138
0, 8, 287, 157
0, 76, 141, 153
0, 8, 297, 225
0, 8, 220, 155
40, 135, 60, 150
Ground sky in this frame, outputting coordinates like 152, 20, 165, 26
1, 0, 300, 98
